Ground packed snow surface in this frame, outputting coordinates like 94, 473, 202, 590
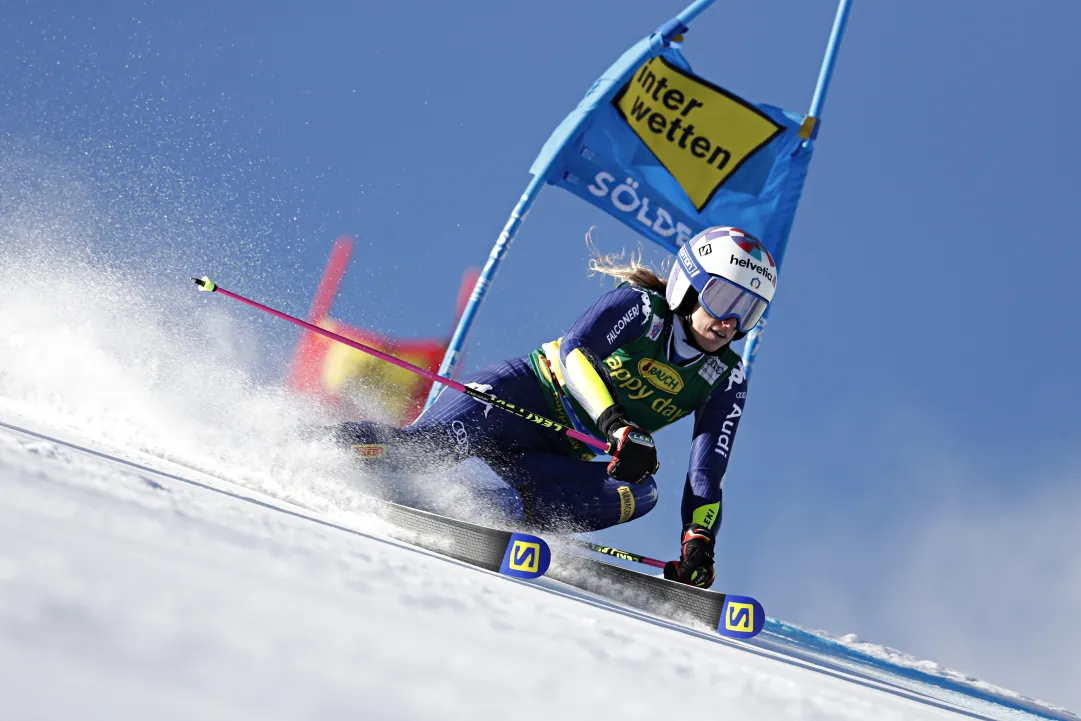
0, 251, 1076, 720
0, 416, 1057, 721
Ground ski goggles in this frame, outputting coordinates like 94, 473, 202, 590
678, 244, 770, 333
697, 275, 770, 332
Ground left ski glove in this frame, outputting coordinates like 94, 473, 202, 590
597, 406, 659, 484
664, 523, 716, 588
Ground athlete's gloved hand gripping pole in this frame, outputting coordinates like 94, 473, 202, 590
191, 277, 611, 454
663, 523, 716, 588
542, 350, 659, 484
596, 406, 659, 484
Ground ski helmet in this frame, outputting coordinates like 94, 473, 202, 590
666, 226, 777, 334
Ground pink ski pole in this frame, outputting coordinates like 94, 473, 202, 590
572, 540, 667, 569
192, 276, 611, 454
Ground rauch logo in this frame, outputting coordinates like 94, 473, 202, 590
638, 359, 684, 394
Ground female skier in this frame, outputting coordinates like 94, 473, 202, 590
333, 226, 777, 588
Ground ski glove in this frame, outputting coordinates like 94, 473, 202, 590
664, 523, 716, 589
596, 406, 659, 484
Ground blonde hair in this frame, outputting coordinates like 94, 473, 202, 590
585, 229, 668, 295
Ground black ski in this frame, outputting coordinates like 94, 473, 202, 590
547, 548, 765, 638
354, 495, 551, 580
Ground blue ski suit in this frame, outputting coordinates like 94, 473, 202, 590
336, 285, 748, 533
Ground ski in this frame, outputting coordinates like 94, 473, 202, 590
0, 417, 551, 581
547, 549, 765, 638
356, 495, 551, 580
355, 494, 759, 634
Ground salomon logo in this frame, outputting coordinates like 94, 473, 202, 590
725, 602, 754, 632
508, 541, 541, 573
679, 246, 700, 278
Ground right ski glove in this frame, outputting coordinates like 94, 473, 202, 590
596, 406, 659, 484
663, 523, 716, 588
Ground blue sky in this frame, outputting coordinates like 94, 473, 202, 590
3, 0, 1080, 709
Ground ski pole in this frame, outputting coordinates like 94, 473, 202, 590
572, 539, 666, 569
191, 276, 611, 454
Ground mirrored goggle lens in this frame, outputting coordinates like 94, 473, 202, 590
700, 277, 769, 332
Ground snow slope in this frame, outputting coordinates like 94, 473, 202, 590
0, 251, 1076, 720
0, 415, 1075, 721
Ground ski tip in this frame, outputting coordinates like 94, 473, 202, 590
498, 533, 551, 580
716, 595, 766, 639
192, 276, 217, 292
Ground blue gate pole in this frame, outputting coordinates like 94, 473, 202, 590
740, 0, 852, 377
808, 0, 853, 121
425, 0, 719, 409
673, 0, 718, 26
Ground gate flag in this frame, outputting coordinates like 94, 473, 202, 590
289, 236, 480, 426
428, 0, 851, 406
531, 43, 814, 259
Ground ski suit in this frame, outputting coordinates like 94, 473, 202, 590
336, 284, 749, 533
